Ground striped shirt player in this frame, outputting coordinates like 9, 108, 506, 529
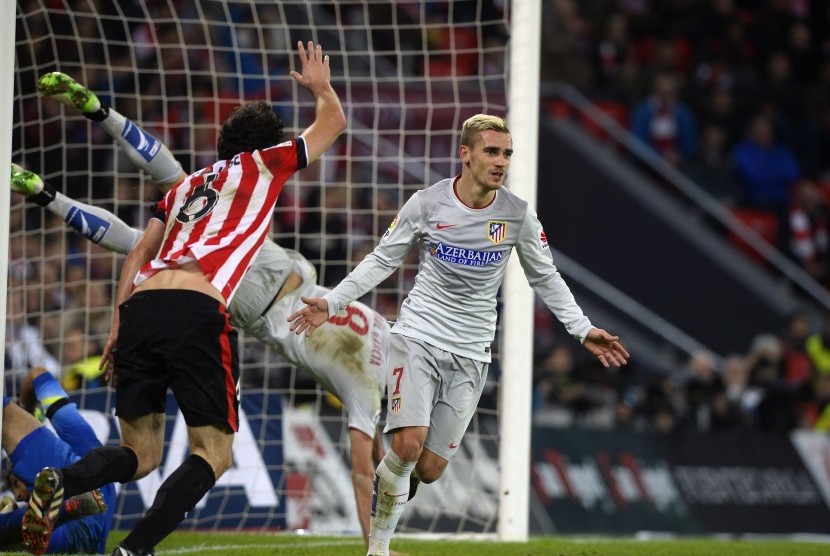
134, 140, 306, 304
21, 63, 384, 552
23, 40, 346, 556
289, 113, 628, 556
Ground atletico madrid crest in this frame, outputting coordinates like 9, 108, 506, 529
488, 220, 507, 244
390, 395, 402, 415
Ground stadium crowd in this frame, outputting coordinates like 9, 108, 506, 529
542, 0, 830, 286
530, 0, 830, 433
531, 307, 830, 434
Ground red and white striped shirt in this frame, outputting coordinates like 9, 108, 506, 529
134, 138, 307, 303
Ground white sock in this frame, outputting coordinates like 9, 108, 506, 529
101, 108, 183, 185
48, 192, 143, 253
366, 450, 416, 556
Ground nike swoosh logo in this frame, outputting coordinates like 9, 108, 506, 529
449, 442, 459, 449
382, 491, 409, 498
436, 223, 456, 230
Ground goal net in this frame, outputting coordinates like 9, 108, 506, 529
10, 0, 511, 537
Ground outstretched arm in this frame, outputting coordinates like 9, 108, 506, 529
288, 296, 330, 336
291, 41, 347, 165
582, 328, 629, 368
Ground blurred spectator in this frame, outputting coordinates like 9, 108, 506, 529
681, 123, 741, 206
780, 309, 817, 386
540, 0, 594, 89
533, 343, 602, 419
716, 354, 752, 429
757, 51, 806, 149
5, 290, 60, 391
59, 324, 104, 391
787, 178, 830, 285
642, 375, 682, 434
678, 350, 724, 431
745, 333, 798, 432
732, 113, 801, 243
695, 87, 745, 146
630, 70, 698, 167
591, 11, 640, 103
806, 312, 830, 376
809, 374, 830, 430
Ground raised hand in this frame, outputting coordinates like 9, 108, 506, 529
289, 41, 332, 95
287, 296, 330, 336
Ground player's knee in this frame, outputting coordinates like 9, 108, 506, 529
194, 447, 233, 479
212, 451, 233, 478
391, 436, 423, 462
133, 452, 163, 479
414, 463, 445, 484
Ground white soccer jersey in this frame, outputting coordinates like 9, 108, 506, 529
135, 138, 307, 304
240, 247, 389, 437
324, 177, 593, 362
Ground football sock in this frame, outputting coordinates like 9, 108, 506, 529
32, 372, 68, 416
44, 191, 142, 253
367, 450, 416, 556
62, 446, 138, 498
120, 454, 216, 552
96, 106, 184, 185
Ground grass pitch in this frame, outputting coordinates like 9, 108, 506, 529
8, 531, 830, 555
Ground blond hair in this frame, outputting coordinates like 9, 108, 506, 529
460, 114, 510, 148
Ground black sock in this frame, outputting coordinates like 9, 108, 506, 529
62, 446, 138, 498
82, 103, 110, 122
29, 183, 56, 207
121, 454, 216, 552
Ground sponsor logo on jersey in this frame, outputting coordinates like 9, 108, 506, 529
488, 220, 507, 244
383, 214, 399, 238
390, 395, 402, 415
540, 228, 549, 250
427, 241, 505, 267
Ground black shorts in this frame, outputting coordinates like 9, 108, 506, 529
113, 289, 240, 432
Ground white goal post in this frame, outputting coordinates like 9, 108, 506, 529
7, 0, 540, 542
0, 0, 16, 442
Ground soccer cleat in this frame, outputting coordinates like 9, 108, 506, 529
0, 494, 17, 514
36, 72, 101, 114
62, 488, 107, 519
111, 544, 155, 556
11, 163, 44, 197
22, 467, 64, 555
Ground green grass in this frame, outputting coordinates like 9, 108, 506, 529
7, 531, 830, 555
10, 531, 830, 556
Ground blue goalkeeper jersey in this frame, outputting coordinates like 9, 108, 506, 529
4, 402, 115, 554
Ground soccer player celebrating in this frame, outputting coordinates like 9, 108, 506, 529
21, 40, 346, 556
0, 367, 112, 554
289, 114, 630, 556
14, 66, 395, 551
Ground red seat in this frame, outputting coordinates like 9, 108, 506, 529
579, 100, 629, 141
729, 208, 779, 264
